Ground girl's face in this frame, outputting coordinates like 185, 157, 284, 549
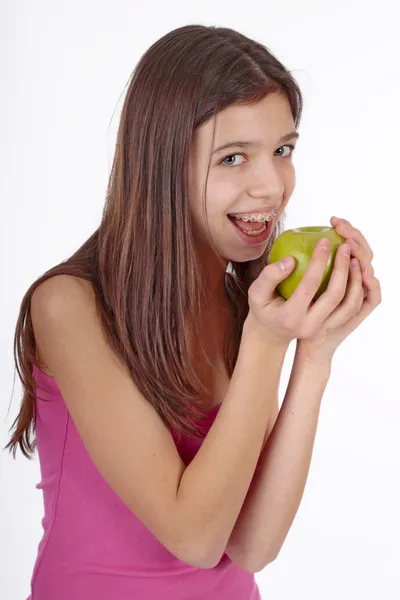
188, 92, 298, 267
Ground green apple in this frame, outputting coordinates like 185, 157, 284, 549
269, 226, 346, 301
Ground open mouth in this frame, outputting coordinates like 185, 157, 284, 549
230, 218, 267, 236
227, 214, 274, 244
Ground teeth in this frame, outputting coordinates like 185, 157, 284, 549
245, 226, 266, 236
231, 211, 277, 223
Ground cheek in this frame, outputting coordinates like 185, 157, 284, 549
191, 198, 227, 243
211, 172, 241, 199
281, 167, 296, 205
287, 164, 296, 189
205, 175, 241, 220
188, 193, 218, 242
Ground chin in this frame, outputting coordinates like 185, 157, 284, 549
222, 244, 268, 264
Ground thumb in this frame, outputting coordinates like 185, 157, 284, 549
249, 256, 295, 304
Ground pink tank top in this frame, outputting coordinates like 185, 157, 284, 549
27, 364, 261, 599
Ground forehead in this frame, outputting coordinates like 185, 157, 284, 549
191, 93, 295, 155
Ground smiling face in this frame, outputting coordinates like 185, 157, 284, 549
188, 92, 298, 271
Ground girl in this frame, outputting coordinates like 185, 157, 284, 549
6, 24, 380, 600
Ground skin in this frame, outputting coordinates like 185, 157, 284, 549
188, 92, 297, 299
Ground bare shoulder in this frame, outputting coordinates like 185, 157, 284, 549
31, 275, 96, 376
31, 273, 127, 381
31, 274, 95, 325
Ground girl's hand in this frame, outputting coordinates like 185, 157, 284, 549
246, 235, 358, 348
296, 216, 381, 360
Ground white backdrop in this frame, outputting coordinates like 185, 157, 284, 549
1, 2, 399, 599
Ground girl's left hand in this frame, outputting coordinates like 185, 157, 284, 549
296, 216, 381, 361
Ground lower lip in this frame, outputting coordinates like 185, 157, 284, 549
228, 216, 274, 246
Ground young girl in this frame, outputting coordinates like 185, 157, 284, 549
6, 24, 380, 600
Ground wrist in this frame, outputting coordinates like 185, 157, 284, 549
240, 317, 290, 363
242, 315, 290, 356
295, 339, 334, 370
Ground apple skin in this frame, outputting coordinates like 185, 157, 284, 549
269, 226, 346, 301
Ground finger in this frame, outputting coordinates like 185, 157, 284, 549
361, 266, 382, 310
285, 238, 332, 313
250, 255, 296, 306
347, 238, 375, 276
331, 217, 374, 260
346, 265, 382, 330
322, 257, 364, 332
303, 242, 351, 330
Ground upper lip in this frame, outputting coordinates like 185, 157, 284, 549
228, 203, 281, 216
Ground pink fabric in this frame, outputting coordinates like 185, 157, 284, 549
27, 364, 261, 599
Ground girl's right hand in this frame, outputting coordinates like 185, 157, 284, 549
245, 238, 352, 346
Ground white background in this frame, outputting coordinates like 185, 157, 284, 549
1, 1, 399, 599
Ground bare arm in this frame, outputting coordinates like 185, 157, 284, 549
225, 342, 331, 572
31, 275, 288, 569
175, 320, 288, 566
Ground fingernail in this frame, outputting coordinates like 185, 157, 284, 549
279, 256, 294, 270
351, 258, 359, 269
341, 244, 351, 257
319, 238, 330, 249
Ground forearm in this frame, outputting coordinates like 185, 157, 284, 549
228, 342, 331, 572
176, 322, 288, 567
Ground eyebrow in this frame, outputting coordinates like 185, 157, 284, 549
211, 131, 300, 155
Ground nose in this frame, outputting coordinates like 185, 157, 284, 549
247, 162, 284, 202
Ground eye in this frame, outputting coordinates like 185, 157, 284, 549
220, 153, 246, 167
220, 145, 296, 167
275, 144, 296, 157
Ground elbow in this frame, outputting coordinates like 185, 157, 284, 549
173, 539, 223, 570
181, 541, 280, 572
169, 513, 225, 569
232, 550, 279, 574
247, 554, 277, 574
188, 544, 225, 570
181, 549, 222, 570
193, 554, 222, 570
243, 540, 284, 573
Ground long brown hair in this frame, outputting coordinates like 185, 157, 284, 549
5, 24, 303, 459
